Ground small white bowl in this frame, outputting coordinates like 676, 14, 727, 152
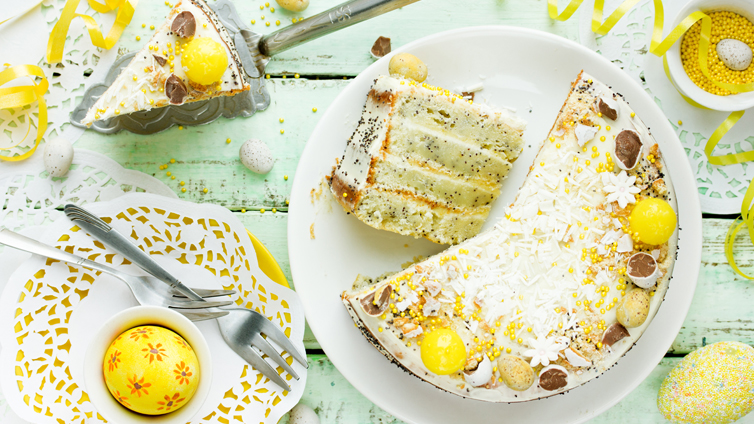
83, 306, 212, 424
666, 0, 754, 111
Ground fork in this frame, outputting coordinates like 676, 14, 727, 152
63, 205, 308, 391
0, 228, 235, 315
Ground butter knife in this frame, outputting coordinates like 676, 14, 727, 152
63, 204, 205, 302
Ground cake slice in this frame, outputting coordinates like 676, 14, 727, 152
81, 0, 250, 126
342, 71, 678, 402
329, 76, 526, 245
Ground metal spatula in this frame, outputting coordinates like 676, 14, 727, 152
216, 0, 420, 81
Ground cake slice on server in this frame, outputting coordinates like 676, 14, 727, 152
342, 71, 678, 402
81, 0, 250, 126
329, 76, 526, 245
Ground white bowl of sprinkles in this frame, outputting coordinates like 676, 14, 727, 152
665, 0, 754, 111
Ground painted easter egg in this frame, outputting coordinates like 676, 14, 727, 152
103, 325, 200, 415
658, 341, 754, 423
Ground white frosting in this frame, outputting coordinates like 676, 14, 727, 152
575, 124, 597, 147
564, 347, 591, 367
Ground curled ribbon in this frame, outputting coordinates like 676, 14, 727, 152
549, 0, 754, 276
46, 0, 138, 64
0, 65, 48, 162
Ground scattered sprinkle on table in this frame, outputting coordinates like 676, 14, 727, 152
180, 181, 185, 186
136, 36, 141, 41
280, 129, 285, 134
284, 175, 288, 180
171, 175, 175, 180
142, 23, 146, 28
286, 199, 290, 205
166, 172, 171, 176
242, 208, 246, 213
261, 208, 266, 214
294, 73, 300, 78
150, 25, 155, 30
279, 118, 284, 123
312, 107, 317, 112
170, 158, 175, 163
265, 2, 270, 6
203, 188, 208, 193
260, 5, 264, 9
678, 120, 683, 125
178, 125, 183, 130
181, 187, 186, 192
251, 19, 255, 24
272, 208, 277, 213
266, 74, 270, 79
266, 21, 270, 26
261, 15, 265, 19
271, 7, 275, 12
276, 20, 281, 25
226, 138, 232, 144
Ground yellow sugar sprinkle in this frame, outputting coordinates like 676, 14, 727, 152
181, 188, 186, 193
312, 107, 318, 112
203, 188, 208, 193
226, 138, 231, 144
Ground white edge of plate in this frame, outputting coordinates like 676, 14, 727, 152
288, 25, 702, 424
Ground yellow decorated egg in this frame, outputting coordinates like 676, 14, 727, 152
103, 325, 200, 415
420, 328, 466, 375
182, 37, 228, 86
629, 197, 676, 245
658, 341, 754, 424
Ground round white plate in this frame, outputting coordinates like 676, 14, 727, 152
288, 26, 702, 424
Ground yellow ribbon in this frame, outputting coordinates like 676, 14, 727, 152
549, 0, 754, 275
0, 1, 44, 26
46, 0, 138, 64
0, 65, 48, 162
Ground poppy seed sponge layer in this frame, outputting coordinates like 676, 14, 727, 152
329, 76, 526, 245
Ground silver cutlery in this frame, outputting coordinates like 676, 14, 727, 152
64, 204, 205, 301
0, 228, 234, 315
63, 205, 308, 391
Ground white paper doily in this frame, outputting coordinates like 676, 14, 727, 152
0, 193, 306, 424
579, 0, 754, 213
1, 0, 119, 159
0, 148, 177, 231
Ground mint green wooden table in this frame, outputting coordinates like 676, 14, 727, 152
71, 0, 754, 422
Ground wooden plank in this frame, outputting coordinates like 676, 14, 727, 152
118, 0, 580, 77
282, 354, 680, 423
238, 213, 754, 352
75, 79, 348, 210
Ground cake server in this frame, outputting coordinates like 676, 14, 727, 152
214, 0, 421, 78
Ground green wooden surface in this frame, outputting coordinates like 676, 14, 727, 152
46, 0, 754, 422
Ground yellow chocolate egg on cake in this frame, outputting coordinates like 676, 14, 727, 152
182, 37, 228, 85
103, 325, 200, 415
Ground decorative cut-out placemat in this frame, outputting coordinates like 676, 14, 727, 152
579, 0, 754, 213
0, 193, 306, 423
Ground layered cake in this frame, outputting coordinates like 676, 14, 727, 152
329, 76, 526, 245
81, 0, 250, 126
342, 71, 678, 402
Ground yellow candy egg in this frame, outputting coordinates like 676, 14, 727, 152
181, 37, 228, 86
629, 197, 676, 245
658, 341, 754, 423
103, 325, 200, 415
420, 328, 466, 375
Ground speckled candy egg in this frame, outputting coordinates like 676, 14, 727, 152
43, 137, 74, 177
103, 325, 200, 415
658, 341, 754, 424
289, 403, 320, 424
716, 39, 752, 72
239, 139, 274, 174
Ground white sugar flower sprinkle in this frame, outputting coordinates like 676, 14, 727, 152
523, 336, 568, 367
603, 171, 640, 209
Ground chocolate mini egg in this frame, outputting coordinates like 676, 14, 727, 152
658, 341, 754, 424
103, 325, 200, 415
43, 137, 74, 178
716, 39, 752, 72
240, 139, 274, 174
